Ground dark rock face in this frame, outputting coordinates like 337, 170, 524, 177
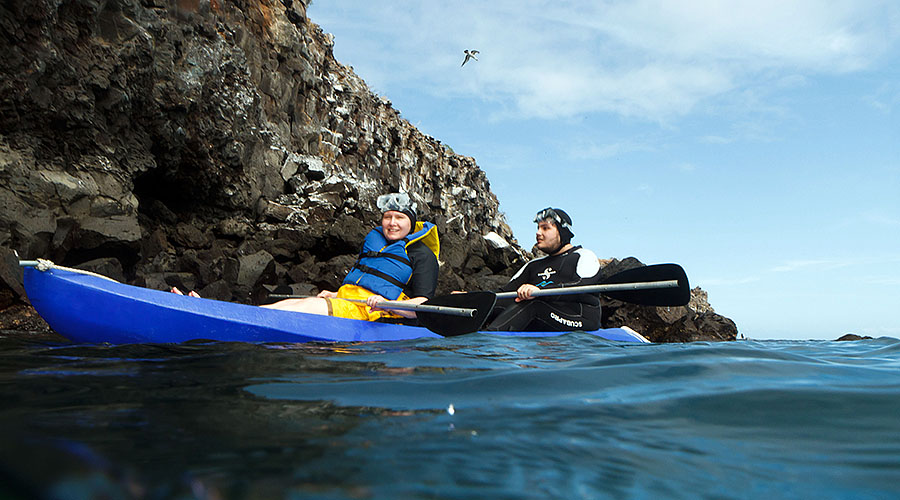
0, 0, 736, 342
0, 0, 521, 291
836, 334, 873, 341
597, 258, 738, 342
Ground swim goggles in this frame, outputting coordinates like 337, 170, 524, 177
376, 192, 417, 215
533, 207, 571, 229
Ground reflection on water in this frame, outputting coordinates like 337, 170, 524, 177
2, 331, 900, 499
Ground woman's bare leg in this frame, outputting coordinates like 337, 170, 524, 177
261, 297, 330, 315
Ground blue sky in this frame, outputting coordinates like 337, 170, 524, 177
307, 1, 900, 340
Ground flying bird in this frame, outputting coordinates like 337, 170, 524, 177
461, 49, 479, 67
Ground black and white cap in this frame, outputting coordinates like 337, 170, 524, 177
534, 207, 574, 243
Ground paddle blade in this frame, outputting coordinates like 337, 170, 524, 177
418, 292, 497, 337
601, 263, 691, 306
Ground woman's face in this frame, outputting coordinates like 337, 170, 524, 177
382, 211, 412, 241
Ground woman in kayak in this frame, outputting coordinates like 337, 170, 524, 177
174, 192, 440, 321
484, 207, 603, 331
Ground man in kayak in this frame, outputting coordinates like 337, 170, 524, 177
484, 207, 602, 331
175, 192, 440, 321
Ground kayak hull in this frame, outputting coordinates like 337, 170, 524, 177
23, 267, 650, 344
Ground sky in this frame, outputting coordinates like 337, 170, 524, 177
307, 1, 900, 340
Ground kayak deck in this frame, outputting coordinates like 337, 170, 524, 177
23, 267, 650, 344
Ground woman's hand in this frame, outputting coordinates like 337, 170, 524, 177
366, 294, 386, 310
370, 296, 427, 318
316, 290, 338, 299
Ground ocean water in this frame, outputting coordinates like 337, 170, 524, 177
1, 331, 900, 499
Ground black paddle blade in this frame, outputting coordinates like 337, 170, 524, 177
601, 263, 691, 306
418, 292, 497, 337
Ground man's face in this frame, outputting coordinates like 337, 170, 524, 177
382, 211, 412, 241
535, 220, 561, 253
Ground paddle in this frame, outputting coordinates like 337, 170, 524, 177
269, 264, 687, 337
431, 263, 689, 337
494, 263, 691, 307
418, 264, 686, 336
267, 291, 498, 337
287, 297, 478, 317
417, 291, 497, 337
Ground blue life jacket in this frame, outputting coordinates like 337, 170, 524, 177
342, 221, 440, 300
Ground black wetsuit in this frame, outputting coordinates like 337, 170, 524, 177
486, 246, 602, 332
403, 242, 439, 299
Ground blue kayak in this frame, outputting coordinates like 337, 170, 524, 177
23, 267, 650, 344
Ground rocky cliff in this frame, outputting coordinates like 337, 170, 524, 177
0, 0, 736, 342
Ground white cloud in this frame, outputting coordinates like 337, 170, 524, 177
769, 259, 854, 273
863, 212, 900, 227
864, 82, 900, 113
702, 276, 761, 286
561, 1, 892, 71
310, 1, 900, 121
836, 210, 900, 231
672, 162, 697, 172
567, 139, 655, 161
863, 277, 900, 286
700, 135, 734, 144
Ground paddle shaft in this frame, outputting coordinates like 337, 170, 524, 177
267, 294, 476, 317
494, 279, 679, 300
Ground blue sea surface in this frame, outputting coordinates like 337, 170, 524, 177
1, 331, 900, 499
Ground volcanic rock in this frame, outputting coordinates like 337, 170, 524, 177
0, 0, 736, 342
